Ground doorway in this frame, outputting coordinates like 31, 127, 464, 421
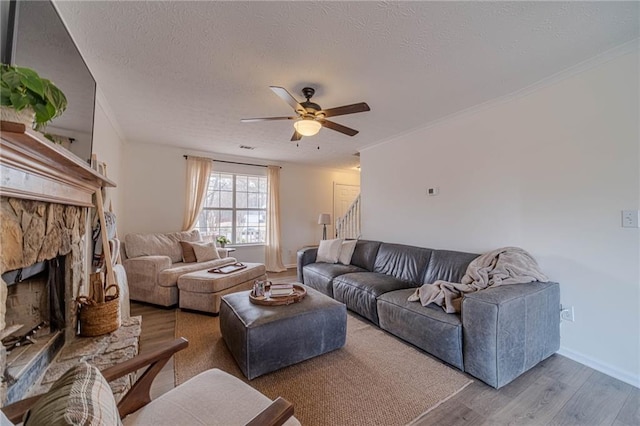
333, 183, 360, 237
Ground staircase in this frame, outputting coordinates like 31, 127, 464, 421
336, 194, 361, 239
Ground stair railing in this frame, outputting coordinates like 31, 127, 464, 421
335, 194, 361, 239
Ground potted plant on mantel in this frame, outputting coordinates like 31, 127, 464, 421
0, 63, 67, 131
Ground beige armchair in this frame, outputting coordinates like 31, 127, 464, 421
2, 338, 299, 426
123, 230, 236, 306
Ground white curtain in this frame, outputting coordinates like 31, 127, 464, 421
182, 156, 212, 231
265, 165, 286, 272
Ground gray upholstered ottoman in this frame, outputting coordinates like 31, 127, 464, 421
220, 285, 347, 380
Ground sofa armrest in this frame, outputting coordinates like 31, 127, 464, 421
462, 281, 560, 388
121, 241, 129, 261
246, 397, 294, 426
123, 255, 172, 291
296, 247, 318, 283
107, 338, 189, 417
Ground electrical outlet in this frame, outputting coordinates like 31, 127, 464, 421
560, 306, 574, 322
622, 210, 639, 228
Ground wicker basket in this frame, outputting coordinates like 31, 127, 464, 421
77, 284, 121, 337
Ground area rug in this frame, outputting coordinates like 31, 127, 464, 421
175, 310, 472, 426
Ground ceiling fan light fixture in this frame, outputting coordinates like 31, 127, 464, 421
294, 118, 322, 136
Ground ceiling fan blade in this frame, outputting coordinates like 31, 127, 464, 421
319, 119, 359, 136
241, 116, 296, 122
321, 102, 370, 118
270, 86, 306, 114
291, 131, 302, 142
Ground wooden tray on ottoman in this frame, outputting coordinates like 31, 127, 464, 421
249, 284, 306, 306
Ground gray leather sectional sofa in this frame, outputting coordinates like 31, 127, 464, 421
297, 240, 560, 388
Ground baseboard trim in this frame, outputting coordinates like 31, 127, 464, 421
558, 346, 639, 388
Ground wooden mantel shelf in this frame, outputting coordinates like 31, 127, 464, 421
0, 120, 116, 208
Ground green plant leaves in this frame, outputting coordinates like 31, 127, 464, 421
16, 67, 45, 97
0, 86, 12, 106
42, 79, 67, 115
2, 69, 22, 87
9, 92, 29, 110
1, 63, 67, 127
33, 102, 55, 120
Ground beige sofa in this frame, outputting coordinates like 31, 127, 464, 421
123, 230, 235, 306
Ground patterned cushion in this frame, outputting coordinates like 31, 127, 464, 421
23, 362, 121, 426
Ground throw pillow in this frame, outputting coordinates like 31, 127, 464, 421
338, 240, 357, 265
316, 238, 344, 264
191, 241, 221, 262
23, 361, 122, 426
179, 241, 199, 263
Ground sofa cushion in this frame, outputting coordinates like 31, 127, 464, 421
191, 241, 221, 262
24, 361, 121, 426
122, 368, 300, 426
373, 243, 433, 285
158, 258, 236, 287
423, 249, 478, 284
303, 263, 366, 297
125, 230, 201, 263
350, 240, 382, 271
316, 238, 343, 263
332, 272, 414, 325
377, 288, 463, 370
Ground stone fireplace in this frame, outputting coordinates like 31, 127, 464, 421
0, 121, 132, 405
0, 198, 87, 403
0, 199, 87, 339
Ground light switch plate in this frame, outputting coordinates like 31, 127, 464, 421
622, 210, 639, 228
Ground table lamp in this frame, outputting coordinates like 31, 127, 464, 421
318, 213, 331, 240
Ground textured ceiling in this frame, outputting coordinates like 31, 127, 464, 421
54, 1, 639, 169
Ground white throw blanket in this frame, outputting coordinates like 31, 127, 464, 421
408, 247, 548, 313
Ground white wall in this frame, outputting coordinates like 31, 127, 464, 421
122, 143, 186, 236
361, 51, 639, 386
122, 143, 360, 266
280, 164, 360, 265
91, 97, 127, 224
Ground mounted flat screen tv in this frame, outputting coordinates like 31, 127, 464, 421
2, 0, 96, 163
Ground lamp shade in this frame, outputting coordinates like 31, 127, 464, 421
318, 213, 331, 225
294, 118, 322, 136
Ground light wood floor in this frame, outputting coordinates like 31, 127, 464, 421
130, 270, 639, 426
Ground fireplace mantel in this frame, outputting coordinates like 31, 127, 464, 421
0, 121, 115, 207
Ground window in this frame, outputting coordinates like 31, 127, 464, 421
195, 172, 268, 244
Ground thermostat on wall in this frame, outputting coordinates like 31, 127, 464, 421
427, 187, 439, 196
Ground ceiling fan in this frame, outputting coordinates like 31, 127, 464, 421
241, 86, 370, 144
